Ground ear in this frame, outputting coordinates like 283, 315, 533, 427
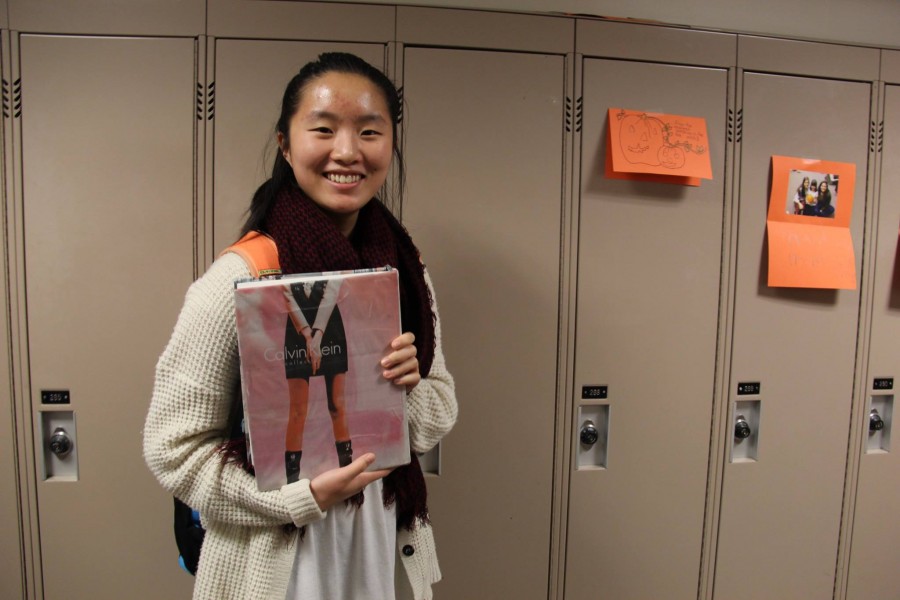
277, 132, 289, 161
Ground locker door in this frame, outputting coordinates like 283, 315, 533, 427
212, 40, 385, 255
714, 73, 871, 599
846, 83, 900, 600
401, 47, 565, 600
566, 58, 728, 600
19, 35, 195, 598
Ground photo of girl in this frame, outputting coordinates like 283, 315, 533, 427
793, 176, 810, 214
803, 178, 819, 215
814, 180, 835, 218
786, 169, 839, 219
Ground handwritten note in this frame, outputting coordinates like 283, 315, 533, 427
606, 108, 713, 181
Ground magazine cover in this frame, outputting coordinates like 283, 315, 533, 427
234, 267, 409, 492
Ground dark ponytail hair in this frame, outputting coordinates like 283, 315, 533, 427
240, 52, 404, 236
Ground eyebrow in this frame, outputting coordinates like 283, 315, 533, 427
305, 110, 388, 125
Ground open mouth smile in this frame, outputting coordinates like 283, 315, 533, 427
325, 173, 363, 184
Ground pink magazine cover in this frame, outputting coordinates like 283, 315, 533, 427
234, 267, 409, 492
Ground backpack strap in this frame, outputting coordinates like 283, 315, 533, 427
221, 231, 281, 277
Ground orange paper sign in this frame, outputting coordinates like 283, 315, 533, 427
606, 108, 713, 181
767, 222, 856, 289
605, 133, 701, 186
766, 155, 857, 289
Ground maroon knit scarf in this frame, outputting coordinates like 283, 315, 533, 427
265, 184, 435, 531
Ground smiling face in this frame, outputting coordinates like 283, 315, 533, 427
278, 71, 393, 236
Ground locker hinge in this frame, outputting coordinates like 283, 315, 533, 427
728, 108, 742, 144
870, 120, 883, 153
397, 86, 403, 124
199, 81, 215, 121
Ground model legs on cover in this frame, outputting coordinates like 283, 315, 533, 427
285, 373, 353, 483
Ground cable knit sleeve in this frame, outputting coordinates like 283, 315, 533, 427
406, 269, 458, 454
142, 252, 325, 529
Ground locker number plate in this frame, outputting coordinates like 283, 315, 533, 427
41, 390, 71, 405
873, 378, 894, 390
582, 385, 608, 399
737, 382, 761, 395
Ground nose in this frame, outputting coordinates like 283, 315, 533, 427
331, 129, 359, 163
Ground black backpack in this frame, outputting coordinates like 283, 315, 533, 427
173, 498, 204, 574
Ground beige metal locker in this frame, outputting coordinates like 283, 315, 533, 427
845, 81, 900, 600
401, 46, 566, 599
566, 54, 730, 599
207, 0, 394, 41
7, 0, 204, 36
16, 34, 196, 598
211, 40, 386, 256
714, 42, 876, 599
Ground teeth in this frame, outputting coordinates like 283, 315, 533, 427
327, 173, 361, 184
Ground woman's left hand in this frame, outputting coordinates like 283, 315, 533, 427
382, 332, 420, 391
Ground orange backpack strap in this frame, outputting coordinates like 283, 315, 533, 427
220, 231, 282, 277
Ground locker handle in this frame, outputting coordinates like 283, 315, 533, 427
49, 427, 73, 457
734, 415, 752, 440
869, 409, 885, 433
580, 421, 600, 446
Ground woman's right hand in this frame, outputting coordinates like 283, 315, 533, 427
308, 454, 392, 511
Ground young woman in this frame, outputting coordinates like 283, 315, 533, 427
794, 176, 810, 215
144, 52, 457, 599
815, 180, 835, 218
803, 178, 820, 216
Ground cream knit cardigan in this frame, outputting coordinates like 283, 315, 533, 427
143, 252, 458, 599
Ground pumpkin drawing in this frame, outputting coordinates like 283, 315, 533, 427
616, 110, 704, 170
620, 113, 671, 166
658, 144, 686, 169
